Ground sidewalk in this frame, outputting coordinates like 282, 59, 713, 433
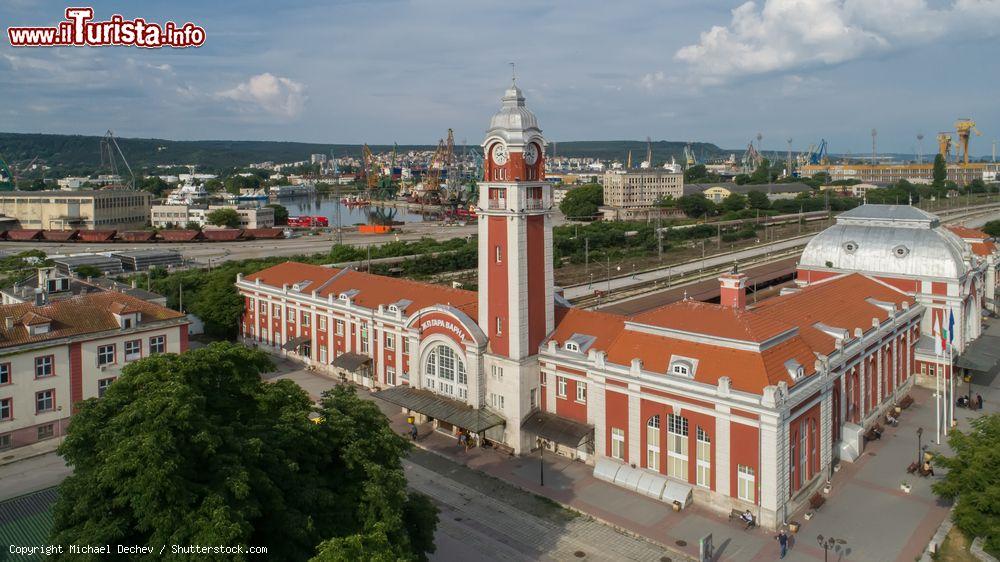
0, 436, 61, 467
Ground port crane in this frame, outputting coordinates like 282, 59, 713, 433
954, 118, 982, 165
937, 133, 953, 163
740, 142, 763, 174
0, 154, 13, 190
100, 130, 135, 190
684, 142, 696, 168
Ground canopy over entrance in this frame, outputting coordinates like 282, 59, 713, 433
331, 352, 372, 372
373, 385, 504, 434
521, 411, 594, 449
281, 335, 310, 352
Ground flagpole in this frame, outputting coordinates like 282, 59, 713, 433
935, 363, 941, 444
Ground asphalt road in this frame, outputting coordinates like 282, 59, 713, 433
0, 451, 70, 502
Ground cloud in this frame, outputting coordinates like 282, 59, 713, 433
674, 0, 1000, 84
217, 73, 306, 118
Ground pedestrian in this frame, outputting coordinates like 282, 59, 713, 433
458, 431, 468, 452
464, 432, 473, 452
776, 530, 789, 559
977, 394, 984, 411
409, 423, 418, 441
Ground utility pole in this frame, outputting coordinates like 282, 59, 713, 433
871, 128, 878, 165
786, 137, 793, 177
584, 237, 589, 272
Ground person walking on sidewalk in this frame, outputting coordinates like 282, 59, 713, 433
775, 530, 789, 559
409, 423, 418, 441
458, 431, 468, 452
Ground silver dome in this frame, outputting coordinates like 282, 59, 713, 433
800, 205, 970, 279
485, 83, 542, 147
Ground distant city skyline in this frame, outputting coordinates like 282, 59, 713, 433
2, 0, 999, 156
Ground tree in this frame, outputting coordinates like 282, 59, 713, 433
559, 183, 603, 220
267, 203, 290, 226
206, 208, 242, 228
51, 343, 438, 562
733, 174, 750, 185
933, 154, 947, 188
721, 192, 747, 212
968, 179, 987, 193
983, 220, 1000, 238
933, 414, 1000, 557
139, 176, 171, 197
746, 190, 771, 210
184, 221, 202, 231
204, 178, 224, 192
750, 158, 772, 184
73, 264, 102, 279
684, 164, 707, 183
225, 174, 262, 196
676, 193, 716, 218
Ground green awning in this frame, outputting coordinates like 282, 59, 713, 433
331, 352, 371, 372
522, 410, 594, 449
956, 334, 1000, 374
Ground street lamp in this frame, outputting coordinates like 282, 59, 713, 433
816, 535, 846, 562
536, 436, 548, 487
917, 427, 923, 466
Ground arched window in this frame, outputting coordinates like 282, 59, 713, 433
667, 414, 689, 481
646, 415, 660, 472
696, 427, 711, 488
424, 344, 468, 399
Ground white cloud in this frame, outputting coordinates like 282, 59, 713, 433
674, 0, 1000, 84
217, 73, 307, 118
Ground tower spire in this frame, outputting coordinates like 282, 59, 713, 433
509, 62, 516, 85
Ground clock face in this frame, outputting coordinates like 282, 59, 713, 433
491, 143, 509, 165
524, 143, 539, 165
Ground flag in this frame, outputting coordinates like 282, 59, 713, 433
948, 310, 955, 345
933, 314, 943, 357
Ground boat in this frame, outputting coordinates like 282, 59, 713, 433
340, 194, 370, 206
165, 177, 209, 205
237, 191, 270, 202
269, 184, 317, 197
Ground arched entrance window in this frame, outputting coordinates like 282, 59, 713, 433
646, 415, 660, 472
424, 344, 468, 400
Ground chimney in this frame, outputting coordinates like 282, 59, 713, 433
718, 264, 749, 310
33, 287, 45, 307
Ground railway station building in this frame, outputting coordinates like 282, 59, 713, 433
237, 83, 996, 528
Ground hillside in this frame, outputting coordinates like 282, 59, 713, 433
0, 132, 729, 175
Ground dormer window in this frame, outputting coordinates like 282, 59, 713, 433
388, 304, 398, 313
339, 293, 349, 301
667, 355, 697, 378
671, 364, 690, 376
564, 341, 580, 353
785, 359, 805, 381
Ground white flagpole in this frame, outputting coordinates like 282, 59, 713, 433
936, 363, 941, 444
949, 343, 955, 432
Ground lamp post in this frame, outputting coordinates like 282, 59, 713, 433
536, 436, 547, 487
816, 535, 846, 562
917, 427, 923, 466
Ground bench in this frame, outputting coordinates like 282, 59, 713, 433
809, 492, 825, 511
864, 423, 883, 442
729, 509, 756, 529
899, 395, 914, 409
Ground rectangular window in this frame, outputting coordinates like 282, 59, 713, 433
611, 428, 625, 460
495, 245, 502, 263
0, 398, 11, 420
37, 424, 54, 440
386, 366, 396, 386
385, 333, 395, 350
576, 382, 587, 403
360, 324, 369, 353
124, 340, 141, 361
0, 433, 10, 450
495, 316, 503, 335
259, 301, 266, 314
491, 365, 503, 380
336, 320, 345, 336
0, 363, 9, 385
35, 355, 54, 378
273, 304, 281, 318
530, 388, 537, 409
98, 377, 116, 398
540, 372, 547, 386
696, 427, 711, 488
319, 347, 328, 364
319, 316, 327, 331
97, 345, 116, 366
556, 377, 567, 398
667, 414, 689, 481
301, 312, 311, 327
402, 339, 410, 354
35, 390, 54, 413
490, 392, 505, 411
738, 465, 755, 503
149, 335, 166, 354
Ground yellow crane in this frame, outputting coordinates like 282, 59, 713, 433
937, 133, 953, 162
954, 118, 982, 165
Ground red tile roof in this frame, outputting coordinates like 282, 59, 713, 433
0, 292, 186, 349
946, 225, 990, 240
243, 261, 478, 317
546, 273, 914, 393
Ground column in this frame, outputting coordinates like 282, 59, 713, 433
859, 356, 867, 418
820, 389, 833, 472
714, 409, 731, 497
591, 378, 606, 458
760, 414, 783, 525
627, 387, 640, 465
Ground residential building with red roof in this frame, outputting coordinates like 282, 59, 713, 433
0, 291, 188, 450
236, 83, 928, 529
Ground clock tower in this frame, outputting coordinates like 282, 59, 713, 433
477, 80, 554, 361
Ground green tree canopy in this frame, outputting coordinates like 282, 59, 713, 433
206, 208, 242, 228
933, 414, 1000, 557
72, 264, 103, 279
983, 220, 1000, 238
676, 193, 716, 218
721, 192, 747, 212
559, 183, 603, 220
225, 174, 262, 196
51, 343, 438, 562
746, 190, 771, 210
933, 154, 947, 188
139, 176, 171, 197
267, 203, 290, 226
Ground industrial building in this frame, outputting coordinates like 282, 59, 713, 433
111, 249, 184, 271
799, 162, 1000, 187
0, 190, 151, 230
150, 204, 274, 229
52, 254, 124, 276
2, 267, 166, 306
685, 182, 814, 203
234, 83, 997, 529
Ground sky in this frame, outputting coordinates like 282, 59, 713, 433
2, 0, 999, 155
